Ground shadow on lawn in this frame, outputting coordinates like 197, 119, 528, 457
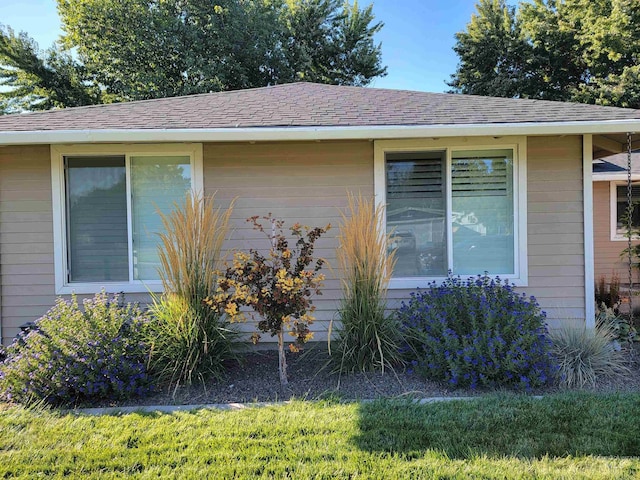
352, 393, 640, 460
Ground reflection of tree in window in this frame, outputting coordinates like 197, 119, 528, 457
385, 151, 447, 277
66, 156, 128, 282
130, 156, 192, 281
452, 150, 514, 275
616, 184, 640, 236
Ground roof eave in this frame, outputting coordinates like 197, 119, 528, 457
593, 173, 640, 182
1, 119, 639, 145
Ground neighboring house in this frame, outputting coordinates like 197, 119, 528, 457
592, 151, 640, 286
1, 82, 640, 345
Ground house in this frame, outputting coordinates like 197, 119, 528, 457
592, 151, 640, 287
1, 82, 640, 345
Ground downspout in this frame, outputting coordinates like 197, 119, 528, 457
583, 134, 595, 330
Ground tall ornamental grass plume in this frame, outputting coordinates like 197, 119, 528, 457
0, 292, 152, 407
550, 320, 630, 389
398, 275, 557, 390
146, 193, 238, 389
156, 192, 234, 312
330, 193, 403, 373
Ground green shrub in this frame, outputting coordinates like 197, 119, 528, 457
596, 302, 637, 344
0, 292, 152, 406
397, 275, 556, 390
550, 322, 630, 389
147, 193, 237, 388
146, 294, 237, 388
595, 275, 620, 311
330, 193, 403, 373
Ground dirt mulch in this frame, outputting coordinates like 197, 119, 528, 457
123, 344, 640, 407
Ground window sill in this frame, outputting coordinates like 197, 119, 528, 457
388, 275, 528, 290
56, 282, 163, 295
611, 236, 640, 242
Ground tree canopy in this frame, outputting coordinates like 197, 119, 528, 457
449, 0, 640, 108
0, 0, 386, 112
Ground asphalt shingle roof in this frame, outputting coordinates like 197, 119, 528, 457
1, 82, 640, 132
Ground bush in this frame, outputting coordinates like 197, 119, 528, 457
0, 292, 152, 406
596, 302, 637, 344
595, 275, 620, 311
330, 193, 403, 373
398, 275, 556, 390
205, 214, 329, 387
148, 193, 238, 389
146, 294, 237, 388
550, 321, 630, 389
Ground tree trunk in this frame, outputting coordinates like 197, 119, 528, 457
278, 330, 288, 387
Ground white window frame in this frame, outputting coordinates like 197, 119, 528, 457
609, 180, 640, 241
51, 143, 204, 294
374, 136, 528, 289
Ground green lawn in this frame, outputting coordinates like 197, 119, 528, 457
1, 393, 640, 479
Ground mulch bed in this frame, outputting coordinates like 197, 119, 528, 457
122, 343, 640, 407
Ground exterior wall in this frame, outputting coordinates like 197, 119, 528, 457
525, 136, 585, 329
0, 136, 586, 344
0, 145, 56, 344
202, 141, 373, 342
593, 180, 640, 285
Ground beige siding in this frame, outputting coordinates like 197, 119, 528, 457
524, 136, 585, 328
0, 146, 56, 344
593, 181, 639, 285
0, 137, 588, 344
203, 141, 373, 342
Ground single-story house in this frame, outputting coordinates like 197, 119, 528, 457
593, 151, 640, 287
1, 82, 640, 345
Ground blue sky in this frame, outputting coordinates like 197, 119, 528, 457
0, 0, 485, 93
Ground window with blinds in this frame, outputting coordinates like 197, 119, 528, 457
452, 149, 514, 275
383, 148, 517, 278
616, 184, 640, 237
130, 156, 191, 280
66, 156, 129, 282
385, 151, 447, 277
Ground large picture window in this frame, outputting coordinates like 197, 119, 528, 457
375, 139, 527, 287
52, 144, 203, 294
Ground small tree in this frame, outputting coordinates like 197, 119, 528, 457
205, 214, 329, 386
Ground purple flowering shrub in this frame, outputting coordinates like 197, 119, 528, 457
398, 275, 557, 390
0, 292, 153, 406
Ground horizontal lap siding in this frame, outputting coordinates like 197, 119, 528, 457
0, 137, 588, 344
203, 141, 373, 342
0, 146, 56, 344
526, 136, 585, 328
592, 181, 639, 284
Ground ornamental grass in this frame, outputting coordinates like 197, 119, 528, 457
146, 193, 238, 389
550, 320, 630, 389
330, 193, 403, 373
156, 192, 234, 309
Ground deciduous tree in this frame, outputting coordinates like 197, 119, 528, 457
450, 0, 640, 108
0, 0, 386, 112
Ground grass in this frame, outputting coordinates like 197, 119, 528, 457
156, 192, 233, 303
1, 393, 640, 478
